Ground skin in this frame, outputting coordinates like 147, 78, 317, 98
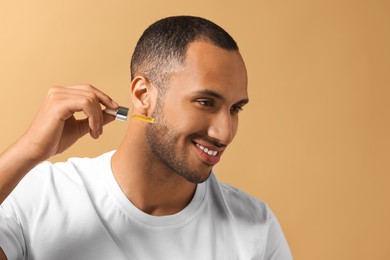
0, 41, 248, 258
112, 41, 248, 215
0, 85, 118, 259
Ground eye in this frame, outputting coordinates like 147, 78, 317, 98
230, 104, 243, 115
197, 99, 214, 107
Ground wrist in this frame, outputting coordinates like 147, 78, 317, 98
15, 134, 51, 165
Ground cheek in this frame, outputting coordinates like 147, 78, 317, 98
174, 115, 208, 135
231, 117, 239, 138
168, 113, 210, 140
164, 102, 208, 131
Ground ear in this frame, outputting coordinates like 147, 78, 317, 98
130, 76, 157, 116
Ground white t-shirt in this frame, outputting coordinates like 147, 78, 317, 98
0, 151, 292, 260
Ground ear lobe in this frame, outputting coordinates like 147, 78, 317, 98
130, 76, 156, 116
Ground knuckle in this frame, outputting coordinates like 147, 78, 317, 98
87, 91, 98, 100
47, 86, 61, 95
81, 84, 95, 91
46, 89, 60, 101
81, 98, 92, 106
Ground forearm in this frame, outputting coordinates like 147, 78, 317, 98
0, 137, 43, 204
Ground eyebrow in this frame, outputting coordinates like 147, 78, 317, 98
193, 89, 249, 105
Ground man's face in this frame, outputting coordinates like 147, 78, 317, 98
146, 41, 248, 183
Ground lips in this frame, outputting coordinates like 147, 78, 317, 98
195, 143, 218, 156
193, 141, 223, 166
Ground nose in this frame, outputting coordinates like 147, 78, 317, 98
207, 111, 237, 146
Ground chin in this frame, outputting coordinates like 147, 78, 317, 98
181, 169, 212, 184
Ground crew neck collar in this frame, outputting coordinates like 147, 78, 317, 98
101, 151, 207, 228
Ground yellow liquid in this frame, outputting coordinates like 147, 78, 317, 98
131, 115, 157, 123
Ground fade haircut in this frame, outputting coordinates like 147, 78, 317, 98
130, 16, 238, 95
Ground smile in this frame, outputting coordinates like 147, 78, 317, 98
195, 143, 218, 156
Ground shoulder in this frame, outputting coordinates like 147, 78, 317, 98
3, 151, 113, 213
207, 174, 293, 258
208, 174, 270, 223
24, 150, 113, 183
17, 152, 107, 189
219, 181, 265, 207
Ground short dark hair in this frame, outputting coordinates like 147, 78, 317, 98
130, 16, 238, 91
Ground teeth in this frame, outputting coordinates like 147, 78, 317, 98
196, 143, 218, 156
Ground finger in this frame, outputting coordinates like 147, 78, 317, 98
49, 85, 117, 110
75, 118, 91, 137
102, 110, 116, 126
97, 113, 113, 137
84, 101, 103, 139
52, 93, 103, 137
76, 111, 116, 139
65, 84, 119, 110
48, 86, 119, 131
47, 86, 115, 138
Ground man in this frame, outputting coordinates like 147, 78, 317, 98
0, 16, 292, 259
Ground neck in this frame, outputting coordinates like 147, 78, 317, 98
111, 120, 197, 216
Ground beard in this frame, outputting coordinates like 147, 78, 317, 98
145, 99, 211, 184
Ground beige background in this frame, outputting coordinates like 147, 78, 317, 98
1, 0, 389, 259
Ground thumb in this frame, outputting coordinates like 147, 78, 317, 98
102, 111, 117, 126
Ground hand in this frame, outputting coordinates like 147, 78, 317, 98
20, 84, 119, 162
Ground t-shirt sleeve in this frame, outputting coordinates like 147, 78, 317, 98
0, 206, 26, 260
263, 206, 293, 260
